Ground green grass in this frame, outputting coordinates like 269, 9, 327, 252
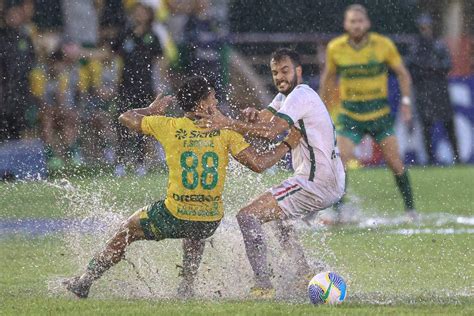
347, 166, 474, 215
2, 298, 472, 315
2, 166, 473, 219
1, 166, 473, 314
1, 235, 472, 315
304, 230, 473, 297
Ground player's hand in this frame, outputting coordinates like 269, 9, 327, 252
284, 127, 302, 149
400, 102, 412, 123
241, 107, 259, 122
148, 93, 174, 114
195, 109, 233, 131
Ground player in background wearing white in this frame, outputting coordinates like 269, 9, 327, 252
197, 48, 345, 298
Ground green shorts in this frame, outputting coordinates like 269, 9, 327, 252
337, 114, 395, 144
138, 201, 221, 241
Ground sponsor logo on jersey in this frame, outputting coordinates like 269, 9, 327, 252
175, 129, 188, 140
172, 193, 221, 203
176, 208, 219, 217
174, 129, 220, 140
345, 87, 382, 97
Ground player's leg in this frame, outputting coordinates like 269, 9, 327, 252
336, 114, 364, 169
273, 220, 311, 278
115, 96, 131, 176
39, 106, 56, 153
379, 135, 416, 215
332, 135, 356, 222
39, 106, 65, 168
379, 135, 405, 175
61, 107, 81, 162
420, 117, 435, 165
337, 134, 357, 166
177, 238, 206, 299
236, 192, 284, 294
444, 118, 460, 163
64, 209, 147, 298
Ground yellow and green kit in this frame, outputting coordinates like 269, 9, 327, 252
139, 115, 249, 240
326, 32, 403, 143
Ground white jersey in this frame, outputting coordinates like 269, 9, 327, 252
267, 84, 345, 217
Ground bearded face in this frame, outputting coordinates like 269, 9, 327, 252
271, 56, 300, 96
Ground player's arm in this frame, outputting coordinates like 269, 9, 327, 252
119, 94, 173, 133
386, 38, 413, 122
319, 45, 338, 106
241, 107, 275, 123
196, 109, 290, 140
391, 62, 413, 122
319, 66, 337, 107
233, 127, 301, 173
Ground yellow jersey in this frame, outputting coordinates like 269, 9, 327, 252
326, 32, 402, 121
141, 115, 250, 222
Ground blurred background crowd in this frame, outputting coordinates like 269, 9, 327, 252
1, 0, 473, 179
1, 0, 230, 176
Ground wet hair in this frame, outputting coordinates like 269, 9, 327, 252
176, 76, 214, 112
270, 48, 301, 67
344, 4, 369, 19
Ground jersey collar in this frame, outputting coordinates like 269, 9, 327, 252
347, 32, 372, 51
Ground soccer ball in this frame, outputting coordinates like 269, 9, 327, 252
308, 271, 347, 305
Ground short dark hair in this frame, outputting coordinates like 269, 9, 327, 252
271, 48, 301, 67
345, 4, 369, 19
177, 76, 214, 112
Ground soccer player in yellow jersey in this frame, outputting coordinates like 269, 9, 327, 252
319, 4, 417, 221
63, 76, 301, 299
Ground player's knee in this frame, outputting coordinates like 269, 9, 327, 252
387, 159, 405, 175
393, 167, 405, 176
236, 208, 258, 227
236, 209, 249, 226
237, 211, 264, 243
118, 213, 145, 242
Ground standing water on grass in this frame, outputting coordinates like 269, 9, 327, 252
2, 169, 472, 304
44, 163, 334, 301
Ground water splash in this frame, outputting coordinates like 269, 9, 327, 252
41, 169, 329, 301
23, 172, 472, 303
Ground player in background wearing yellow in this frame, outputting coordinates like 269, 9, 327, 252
319, 4, 417, 221
63, 76, 301, 299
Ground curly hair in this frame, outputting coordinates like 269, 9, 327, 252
176, 76, 214, 112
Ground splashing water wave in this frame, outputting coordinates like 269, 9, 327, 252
41, 175, 331, 301
4, 172, 471, 304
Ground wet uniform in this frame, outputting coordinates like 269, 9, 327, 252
267, 84, 345, 218
326, 32, 403, 144
138, 115, 249, 240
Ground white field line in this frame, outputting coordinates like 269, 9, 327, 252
387, 227, 474, 235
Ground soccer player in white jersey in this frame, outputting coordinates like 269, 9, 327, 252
197, 48, 346, 298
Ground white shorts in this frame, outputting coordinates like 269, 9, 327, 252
269, 175, 344, 219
